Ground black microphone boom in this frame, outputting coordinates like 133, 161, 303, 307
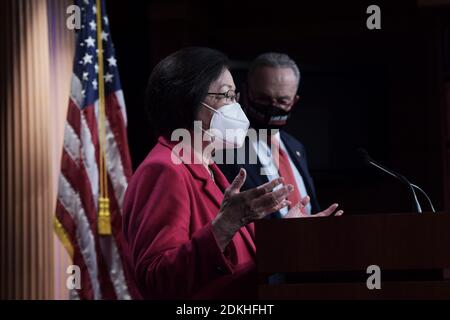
357, 148, 436, 213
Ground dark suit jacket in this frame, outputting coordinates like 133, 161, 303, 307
217, 130, 320, 215
122, 136, 257, 299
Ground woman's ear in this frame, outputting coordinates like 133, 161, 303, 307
294, 95, 300, 104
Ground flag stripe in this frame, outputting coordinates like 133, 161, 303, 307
55, 203, 94, 300
70, 73, 84, 110
63, 122, 81, 164
67, 98, 81, 135
57, 174, 102, 299
115, 90, 128, 125
60, 148, 97, 226
105, 118, 128, 207
80, 112, 99, 209
105, 94, 133, 182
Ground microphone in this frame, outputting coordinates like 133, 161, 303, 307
357, 148, 436, 213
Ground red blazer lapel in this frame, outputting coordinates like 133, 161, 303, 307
159, 136, 225, 208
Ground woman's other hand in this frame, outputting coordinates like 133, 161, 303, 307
285, 195, 344, 218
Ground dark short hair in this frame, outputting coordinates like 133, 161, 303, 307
145, 47, 229, 139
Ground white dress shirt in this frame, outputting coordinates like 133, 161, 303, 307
250, 132, 311, 217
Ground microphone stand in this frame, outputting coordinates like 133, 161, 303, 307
360, 149, 436, 213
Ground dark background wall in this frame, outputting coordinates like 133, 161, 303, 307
106, 0, 450, 214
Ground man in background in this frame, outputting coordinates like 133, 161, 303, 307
218, 52, 342, 217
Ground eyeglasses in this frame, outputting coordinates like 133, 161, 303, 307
207, 89, 240, 102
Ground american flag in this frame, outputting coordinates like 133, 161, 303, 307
54, 0, 133, 299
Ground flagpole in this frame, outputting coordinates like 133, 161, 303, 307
96, 0, 111, 235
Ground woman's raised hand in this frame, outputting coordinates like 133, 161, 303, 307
212, 168, 293, 251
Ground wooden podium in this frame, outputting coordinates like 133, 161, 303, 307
255, 212, 450, 299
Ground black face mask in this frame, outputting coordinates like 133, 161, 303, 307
245, 100, 292, 130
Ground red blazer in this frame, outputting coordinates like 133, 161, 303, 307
122, 136, 257, 299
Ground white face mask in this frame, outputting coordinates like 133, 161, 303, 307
201, 102, 250, 149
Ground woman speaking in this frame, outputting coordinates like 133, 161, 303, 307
122, 47, 295, 299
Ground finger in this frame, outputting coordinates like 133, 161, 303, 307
245, 177, 284, 199
316, 203, 339, 217
289, 202, 301, 211
251, 184, 293, 212
285, 202, 301, 218
226, 168, 246, 195
335, 210, 344, 216
257, 177, 285, 193
258, 199, 291, 217
300, 195, 310, 207
285, 201, 310, 218
244, 199, 291, 223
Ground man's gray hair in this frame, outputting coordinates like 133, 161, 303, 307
248, 52, 301, 86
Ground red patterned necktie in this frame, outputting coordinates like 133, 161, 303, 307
271, 135, 301, 209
